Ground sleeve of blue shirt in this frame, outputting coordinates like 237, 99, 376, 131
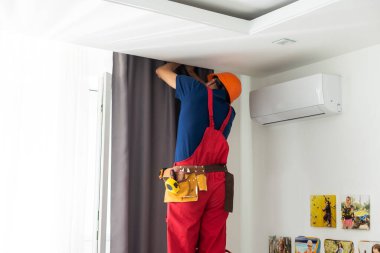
175, 75, 202, 100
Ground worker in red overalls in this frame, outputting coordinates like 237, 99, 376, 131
156, 63, 241, 253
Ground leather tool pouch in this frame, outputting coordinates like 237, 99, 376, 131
164, 173, 199, 203
224, 171, 234, 213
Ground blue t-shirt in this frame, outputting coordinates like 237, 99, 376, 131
174, 75, 235, 162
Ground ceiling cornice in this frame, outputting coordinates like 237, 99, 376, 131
104, 0, 341, 34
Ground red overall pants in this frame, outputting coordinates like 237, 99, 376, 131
167, 88, 232, 253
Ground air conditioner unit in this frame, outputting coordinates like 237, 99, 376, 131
249, 74, 342, 125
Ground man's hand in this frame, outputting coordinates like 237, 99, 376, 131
185, 65, 195, 74
156, 63, 181, 89
185, 65, 206, 84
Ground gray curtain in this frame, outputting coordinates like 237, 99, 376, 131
111, 52, 212, 253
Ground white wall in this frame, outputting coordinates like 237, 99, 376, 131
227, 75, 267, 253
0, 33, 112, 253
230, 44, 380, 253
226, 77, 242, 253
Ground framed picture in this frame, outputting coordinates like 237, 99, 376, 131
358, 241, 380, 253
269, 236, 291, 253
324, 239, 354, 253
310, 195, 336, 228
295, 236, 321, 253
341, 195, 370, 230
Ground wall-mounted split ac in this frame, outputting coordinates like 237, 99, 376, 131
249, 74, 342, 125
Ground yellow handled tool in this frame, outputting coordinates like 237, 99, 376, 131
165, 177, 180, 194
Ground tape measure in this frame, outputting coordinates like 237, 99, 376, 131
165, 178, 180, 194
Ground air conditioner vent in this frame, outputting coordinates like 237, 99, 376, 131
262, 113, 325, 125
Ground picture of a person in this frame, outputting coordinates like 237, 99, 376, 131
310, 195, 337, 228
342, 196, 354, 229
372, 244, 380, 253
269, 236, 291, 253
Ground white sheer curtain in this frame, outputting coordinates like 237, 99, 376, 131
0, 33, 112, 253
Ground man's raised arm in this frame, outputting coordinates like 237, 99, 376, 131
156, 63, 181, 89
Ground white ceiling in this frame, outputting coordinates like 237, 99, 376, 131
1, 0, 380, 76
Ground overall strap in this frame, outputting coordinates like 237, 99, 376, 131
207, 88, 215, 128
219, 106, 232, 133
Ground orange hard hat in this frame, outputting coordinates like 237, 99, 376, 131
207, 72, 241, 103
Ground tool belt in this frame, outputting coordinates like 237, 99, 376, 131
159, 164, 234, 212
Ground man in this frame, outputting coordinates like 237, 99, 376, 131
156, 62, 241, 253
